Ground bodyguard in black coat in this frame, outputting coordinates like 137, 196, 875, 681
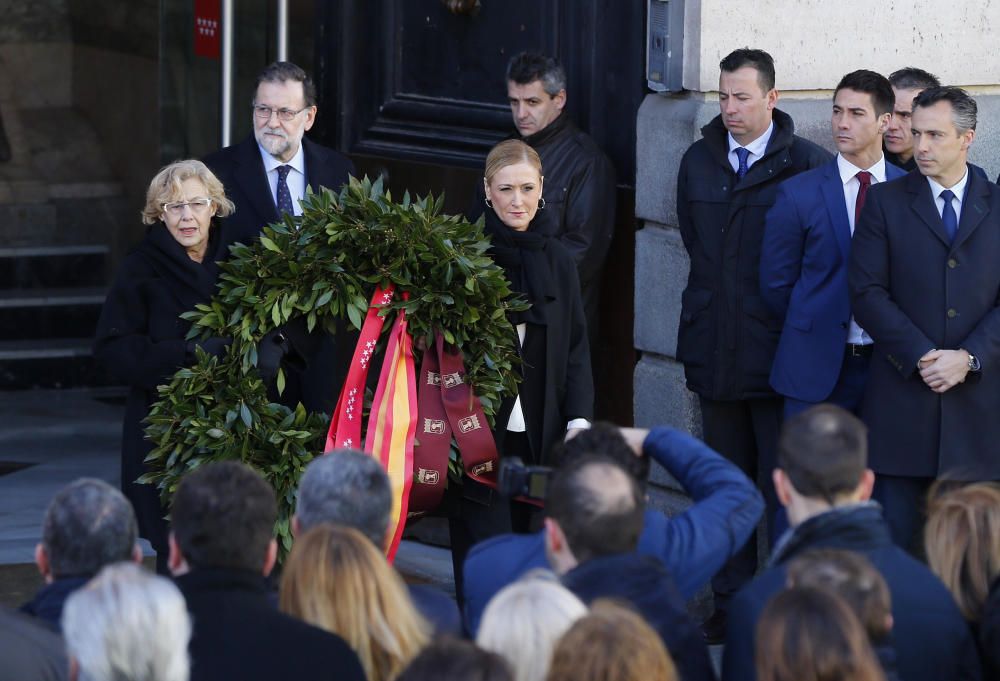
94, 160, 234, 569
850, 87, 1000, 548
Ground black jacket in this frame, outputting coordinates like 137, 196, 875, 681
980, 577, 1000, 681
472, 114, 616, 332
722, 503, 982, 681
94, 226, 224, 557
0, 606, 67, 681
676, 110, 831, 399
19, 576, 89, 633
175, 568, 366, 681
563, 553, 716, 681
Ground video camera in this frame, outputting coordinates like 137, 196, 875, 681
498, 457, 553, 502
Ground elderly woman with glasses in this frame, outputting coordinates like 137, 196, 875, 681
94, 160, 234, 572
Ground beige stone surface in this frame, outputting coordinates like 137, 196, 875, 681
684, 0, 1000, 92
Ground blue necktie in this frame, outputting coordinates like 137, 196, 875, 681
735, 147, 750, 180
940, 189, 958, 243
276, 165, 294, 216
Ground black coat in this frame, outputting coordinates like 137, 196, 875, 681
203, 134, 355, 248
850, 167, 1000, 480
94, 226, 223, 556
175, 568, 366, 681
486, 212, 594, 464
563, 553, 716, 681
0, 606, 67, 681
203, 135, 357, 414
676, 110, 831, 399
980, 577, 1000, 680
471, 114, 616, 335
721, 504, 982, 681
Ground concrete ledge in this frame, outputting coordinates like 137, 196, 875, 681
634, 224, 689, 357
634, 354, 700, 436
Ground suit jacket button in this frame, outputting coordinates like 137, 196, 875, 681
840, 322, 848, 329
948, 258, 958, 268
948, 308, 958, 318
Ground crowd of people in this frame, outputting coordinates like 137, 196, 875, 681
2, 44, 999, 681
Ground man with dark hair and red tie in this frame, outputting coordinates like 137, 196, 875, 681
850, 86, 1000, 551
760, 70, 901, 419
675, 48, 829, 641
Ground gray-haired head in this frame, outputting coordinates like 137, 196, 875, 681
888, 67, 940, 92
913, 86, 978, 132
42, 478, 138, 579
506, 52, 567, 97
63, 562, 191, 681
295, 450, 392, 548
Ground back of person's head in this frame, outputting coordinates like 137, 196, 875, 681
396, 637, 512, 681
546, 599, 677, 681
280, 523, 428, 681
719, 48, 776, 91
545, 457, 644, 563
62, 563, 190, 681
777, 405, 868, 504
477, 570, 587, 681
888, 67, 940, 92
296, 449, 392, 547
755, 587, 886, 681
834, 70, 895, 117
786, 549, 893, 642
549, 422, 650, 491
925, 482, 1000, 621
170, 460, 276, 572
41, 478, 138, 579
505, 52, 566, 95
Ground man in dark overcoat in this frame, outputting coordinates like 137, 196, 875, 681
850, 86, 1000, 550
675, 47, 829, 638
204, 61, 355, 414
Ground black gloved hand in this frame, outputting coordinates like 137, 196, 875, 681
257, 328, 291, 386
186, 336, 231, 360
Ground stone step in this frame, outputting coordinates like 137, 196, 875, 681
0, 338, 117, 390
0, 244, 109, 288
0, 287, 105, 341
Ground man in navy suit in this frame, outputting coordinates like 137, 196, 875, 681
761, 70, 902, 419
204, 62, 356, 414
850, 86, 1000, 550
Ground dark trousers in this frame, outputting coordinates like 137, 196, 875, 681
783, 350, 871, 418
873, 474, 933, 555
700, 396, 783, 611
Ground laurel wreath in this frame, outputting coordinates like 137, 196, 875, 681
140, 176, 526, 553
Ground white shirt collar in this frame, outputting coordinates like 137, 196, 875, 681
837, 154, 887, 185
927, 167, 970, 205
258, 141, 306, 176
728, 121, 774, 158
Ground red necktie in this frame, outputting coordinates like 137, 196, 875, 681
855, 171, 872, 227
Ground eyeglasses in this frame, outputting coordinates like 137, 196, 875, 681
252, 105, 310, 122
162, 198, 213, 216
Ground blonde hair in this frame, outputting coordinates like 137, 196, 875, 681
280, 524, 430, 681
484, 139, 542, 187
477, 570, 587, 681
141, 159, 235, 225
546, 600, 677, 681
925, 482, 1000, 621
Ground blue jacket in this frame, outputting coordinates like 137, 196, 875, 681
760, 157, 906, 402
722, 503, 982, 681
462, 427, 764, 634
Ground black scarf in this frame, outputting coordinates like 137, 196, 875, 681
137, 222, 222, 311
483, 208, 552, 326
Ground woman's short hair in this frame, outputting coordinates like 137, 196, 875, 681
484, 139, 542, 186
141, 159, 235, 225
546, 599, 677, 681
477, 570, 587, 681
62, 562, 191, 681
755, 587, 886, 681
925, 482, 1000, 621
279, 523, 430, 681
396, 637, 512, 681
786, 548, 893, 641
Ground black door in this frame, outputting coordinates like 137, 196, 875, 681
314, 0, 645, 422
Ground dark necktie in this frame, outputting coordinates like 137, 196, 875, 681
854, 171, 872, 227
735, 147, 750, 180
940, 189, 958, 243
276, 165, 294, 216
